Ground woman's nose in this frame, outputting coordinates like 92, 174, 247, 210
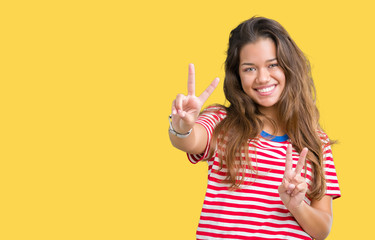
257, 68, 270, 83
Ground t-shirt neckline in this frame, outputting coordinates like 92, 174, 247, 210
260, 131, 289, 142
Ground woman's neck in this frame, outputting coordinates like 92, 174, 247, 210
259, 106, 285, 136
262, 122, 285, 136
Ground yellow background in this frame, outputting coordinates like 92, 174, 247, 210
1, 0, 374, 239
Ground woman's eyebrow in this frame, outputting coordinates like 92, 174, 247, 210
241, 58, 277, 66
266, 58, 277, 62
241, 62, 255, 66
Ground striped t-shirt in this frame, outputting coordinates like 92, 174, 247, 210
187, 106, 341, 240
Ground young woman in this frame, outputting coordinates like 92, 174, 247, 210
169, 16, 340, 240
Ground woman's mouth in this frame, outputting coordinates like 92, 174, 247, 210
255, 85, 276, 95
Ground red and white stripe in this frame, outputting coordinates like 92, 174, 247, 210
187, 106, 341, 240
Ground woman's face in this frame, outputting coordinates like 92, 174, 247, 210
238, 38, 285, 114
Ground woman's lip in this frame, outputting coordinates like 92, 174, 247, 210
255, 84, 276, 96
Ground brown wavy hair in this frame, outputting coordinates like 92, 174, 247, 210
208, 16, 333, 200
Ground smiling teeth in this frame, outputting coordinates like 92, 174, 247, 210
257, 85, 275, 93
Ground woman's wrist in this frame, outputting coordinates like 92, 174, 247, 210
168, 115, 193, 138
288, 200, 307, 217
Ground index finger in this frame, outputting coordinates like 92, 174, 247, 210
285, 144, 293, 171
187, 63, 195, 96
295, 147, 308, 175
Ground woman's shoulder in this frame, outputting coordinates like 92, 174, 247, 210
316, 129, 331, 146
201, 104, 227, 120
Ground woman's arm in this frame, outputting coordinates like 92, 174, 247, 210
289, 196, 333, 240
169, 123, 208, 154
169, 64, 219, 154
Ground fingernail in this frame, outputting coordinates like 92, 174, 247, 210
172, 109, 177, 114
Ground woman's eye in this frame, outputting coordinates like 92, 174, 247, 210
245, 67, 256, 72
269, 63, 278, 68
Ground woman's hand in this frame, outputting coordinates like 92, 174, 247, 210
278, 144, 309, 212
171, 64, 219, 133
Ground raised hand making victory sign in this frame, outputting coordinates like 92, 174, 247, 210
279, 144, 309, 211
169, 64, 219, 146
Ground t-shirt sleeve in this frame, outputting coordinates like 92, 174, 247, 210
187, 106, 226, 164
320, 133, 341, 199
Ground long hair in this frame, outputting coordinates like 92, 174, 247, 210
209, 16, 332, 200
